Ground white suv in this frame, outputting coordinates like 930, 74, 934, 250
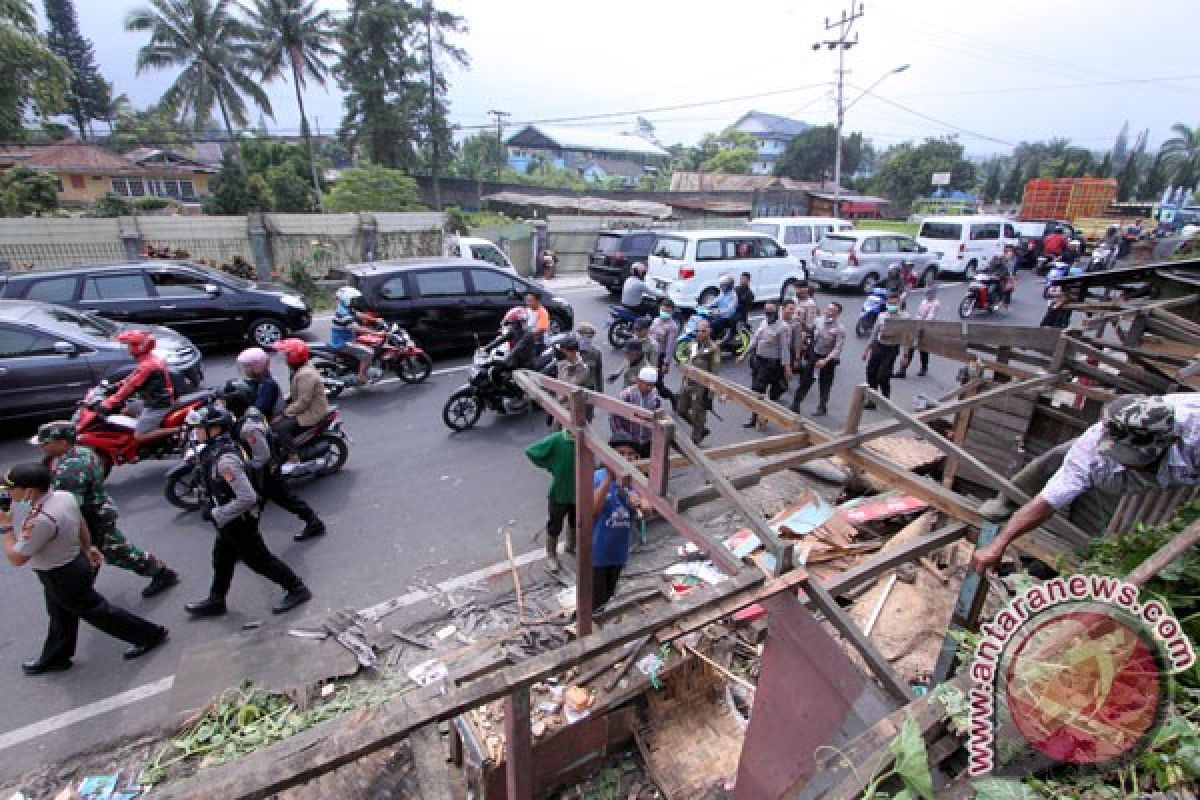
646, 230, 808, 308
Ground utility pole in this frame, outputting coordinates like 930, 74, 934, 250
425, 0, 442, 211
487, 109, 510, 144
813, 1, 863, 218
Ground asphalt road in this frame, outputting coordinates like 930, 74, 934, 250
0, 271, 1051, 780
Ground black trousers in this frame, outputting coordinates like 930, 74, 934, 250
210, 514, 304, 599
794, 356, 839, 407
262, 466, 317, 524
751, 357, 787, 402
655, 354, 677, 408
36, 553, 163, 664
547, 500, 576, 542
901, 348, 930, 372
866, 344, 900, 398
592, 564, 624, 609
270, 417, 309, 457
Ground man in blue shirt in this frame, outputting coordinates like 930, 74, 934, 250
331, 287, 377, 385
591, 435, 646, 609
710, 273, 739, 344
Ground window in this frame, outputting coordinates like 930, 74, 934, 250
748, 224, 780, 240
378, 276, 409, 300
54, 178, 64, 193
918, 222, 963, 240
878, 237, 899, 254
1003, 223, 1017, 239
894, 237, 918, 253
695, 239, 723, 261
732, 239, 760, 259
471, 269, 518, 296
414, 270, 467, 298
970, 223, 1001, 241
652, 236, 687, 260
179, 180, 195, 199
470, 246, 508, 268
820, 236, 856, 253
69, 175, 85, 190
593, 233, 623, 255
149, 271, 211, 298
0, 326, 58, 358
111, 178, 146, 197
756, 239, 784, 257
24, 276, 78, 303
82, 273, 151, 301
859, 238, 880, 254
30, 307, 111, 340
784, 226, 813, 245
628, 234, 656, 255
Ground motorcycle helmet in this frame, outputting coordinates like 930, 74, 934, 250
236, 346, 271, 378
115, 329, 156, 357
194, 406, 235, 435
219, 379, 257, 416
272, 338, 311, 369
718, 274, 734, 290
631, 262, 647, 277
502, 307, 527, 329
336, 286, 363, 308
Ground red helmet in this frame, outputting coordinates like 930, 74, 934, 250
115, 329, 155, 356
502, 307, 527, 328
272, 338, 310, 368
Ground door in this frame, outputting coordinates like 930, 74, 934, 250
468, 268, 523, 338
371, 274, 421, 334
146, 268, 231, 341
20, 275, 81, 305
753, 237, 791, 297
78, 272, 155, 324
782, 224, 814, 261
874, 236, 899, 276
0, 324, 96, 417
410, 268, 472, 350
968, 223, 1002, 263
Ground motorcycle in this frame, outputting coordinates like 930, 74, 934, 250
607, 305, 643, 349
441, 342, 530, 432
1089, 240, 1118, 272
958, 273, 1007, 318
309, 317, 432, 398
164, 406, 350, 512
855, 287, 890, 338
73, 381, 214, 477
1042, 257, 1086, 298
673, 305, 751, 365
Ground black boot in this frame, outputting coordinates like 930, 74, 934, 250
185, 596, 227, 617
294, 518, 326, 542
142, 567, 179, 598
545, 533, 560, 568
863, 399, 877, 410
813, 404, 828, 416
272, 585, 312, 614
742, 414, 758, 429
917, 367, 928, 377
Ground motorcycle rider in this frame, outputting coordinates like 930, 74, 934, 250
710, 274, 739, 344
220, 381, 326, 542
269, 339, 330, 469
101, 330, 177, 449
330, 287, 378, 386
734, 272, 754, 330
524, 292, 551, 345
184, 408, 311, 618
620, 262, 656, 317
882, 263, 908, 304
1042, 226, 1068, 260
487, 307, 539, 374
34, 421, 179, 598
235, 347, 284, 418
982, 255, 1012, 311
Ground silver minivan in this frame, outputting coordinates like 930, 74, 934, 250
810, 230, 940, 292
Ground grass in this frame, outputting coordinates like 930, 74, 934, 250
855, 219, 919, 237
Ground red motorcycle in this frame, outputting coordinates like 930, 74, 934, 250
72, 381, 215, 476
957, 272, 1008, 319
309, 315, 432, 398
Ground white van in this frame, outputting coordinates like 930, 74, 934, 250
444, 235, 516, 274
646, 230, 808, 309
747, 216, 854, 263
915, 215, 1020, 278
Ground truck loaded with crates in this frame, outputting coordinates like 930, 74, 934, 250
1018, 177, 1117, 223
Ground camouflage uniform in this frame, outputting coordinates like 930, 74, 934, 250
49, 445, 168, 578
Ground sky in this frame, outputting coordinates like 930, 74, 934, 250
68, 0, 1200, 158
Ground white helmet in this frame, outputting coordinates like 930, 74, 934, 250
336, 286, 363, 306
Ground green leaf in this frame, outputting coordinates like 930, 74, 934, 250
971, 778, 1041, 800
888, 716, 934, 800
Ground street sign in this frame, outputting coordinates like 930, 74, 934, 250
931, 171, 952, 186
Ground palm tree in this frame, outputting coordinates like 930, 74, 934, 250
124, 0, 272, 160
1161, 123, 1200, 190
243, 0, 337, 207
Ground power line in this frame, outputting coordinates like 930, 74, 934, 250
883, 73, 1200, 99
849, 86, 1016, 147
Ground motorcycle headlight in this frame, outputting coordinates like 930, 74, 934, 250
281, 294, 308, 310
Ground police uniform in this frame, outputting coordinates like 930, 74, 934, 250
41, 429, 177, 596
234, 408, 325, 541
792, 315, 845, 415
5, 484, 166, 673
677, 338, 721, 444
745, 316, 791, 427
865, 308, 906, 403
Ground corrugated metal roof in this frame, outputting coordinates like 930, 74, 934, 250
506, 125, 669, 158
669, 171, 836, 192
733, 111, 810, 137
483, 191, 672, 218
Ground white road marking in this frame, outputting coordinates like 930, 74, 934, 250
432, 365, 470, 376
0, 548, 549, 752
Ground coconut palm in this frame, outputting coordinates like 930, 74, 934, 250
1161, 123, 1200, 190
124, 0, 272, 151
243, 0, 337, 203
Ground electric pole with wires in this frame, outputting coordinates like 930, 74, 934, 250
813, 1, 864, 218
488, 109, 511, 144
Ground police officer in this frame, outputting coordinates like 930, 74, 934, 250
2, 463, 168, 675
676, 318, 721, 444
34, 421, 179, 597
184, 408, 312, 617
220, 381, 326, 542
739, 302, 792, 429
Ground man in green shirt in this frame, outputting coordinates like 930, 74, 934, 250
525, 429, 576, 568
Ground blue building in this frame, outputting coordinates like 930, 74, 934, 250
505, 124, 670, 186
732, 111, 811, 176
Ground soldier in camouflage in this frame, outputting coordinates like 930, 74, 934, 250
34, 422, 179, 598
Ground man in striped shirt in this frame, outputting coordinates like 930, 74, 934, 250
611, 367, 662, 458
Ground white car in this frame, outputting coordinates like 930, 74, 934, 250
444, 236, 516, 274
646, 230, 807, 308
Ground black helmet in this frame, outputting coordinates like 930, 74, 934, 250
193, 406, 235, 434
220, 379, 256, 416
558, 335, 580, 352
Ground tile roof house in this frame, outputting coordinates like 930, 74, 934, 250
505, 124, 670, 186
732, 111, 811, 175
0, 142, 214, 207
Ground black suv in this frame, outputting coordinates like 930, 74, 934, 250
1015, 219, 1079, 269
334, 258, 574, 353
587, 230, 660, 293
0, 261, 312, 348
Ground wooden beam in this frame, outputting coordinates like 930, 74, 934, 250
637, 431, 812, 472
654, 568, 811, 643
818, 523, 969, 600
943, 380, 978, 488
801, 575, 914, 705
932, 521, 1002, 684
647, 413, 673, 497
680, 365, 802, 430
409, 724, 454, 800
151, 570, 766, 800
504, 688, 533, 800
886, 318, 1065, 354
571, 392, 595, 637
1065, 336, 1172, 392
534, 372, 658, 421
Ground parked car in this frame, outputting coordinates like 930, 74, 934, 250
444, 236, 517, 273
587, 230, 660, 293
915, 215, 1020, 278
1014, 219, 1079, 269
747, 216, 853, 264
645, 230, 807, 308
810, 230, 940, 292
333, 258, 574, 353
0, 299, 204, 421
0, 261, 312, 348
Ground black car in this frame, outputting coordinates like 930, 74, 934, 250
334, 258, 574, 353
0, 299, 204, 420
0, 261, 312, 348
1015, 219, 1079, 268
587, 230, 660, 293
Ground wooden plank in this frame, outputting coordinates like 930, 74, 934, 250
969, 406, 1030, 434
1065, 336, 1172, 392
886, 318, 1065, 353
801, 576, 915, 705
536, 372, 658, 421
680, 364, 802, 430
504, 688, 533, 800
648, 414, 673, 498
638, 431, 812, 472
409, 724, 454, 800
153, 570, 766, 800
572, 393, 596, 637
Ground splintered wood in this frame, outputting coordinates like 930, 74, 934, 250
837, 434, 947, 493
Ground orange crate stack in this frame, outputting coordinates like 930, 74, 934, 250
1019, 178, 1116, 221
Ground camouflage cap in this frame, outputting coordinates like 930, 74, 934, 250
1098, 395, 1176, 466
31, 420, 76, 446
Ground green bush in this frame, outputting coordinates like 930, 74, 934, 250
132, 196, 177, 212
86, 192, 132, 218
